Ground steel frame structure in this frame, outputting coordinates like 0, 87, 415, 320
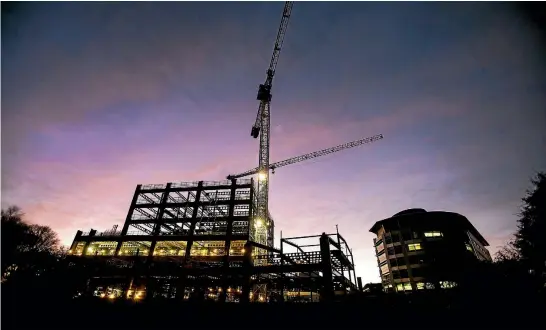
67, 180, 357, 303
69, 179, 268, 262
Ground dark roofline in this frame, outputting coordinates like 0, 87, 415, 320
369, 210, 489, 246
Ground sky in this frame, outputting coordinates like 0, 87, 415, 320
2, 1, 545, 284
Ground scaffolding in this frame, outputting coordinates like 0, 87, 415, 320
67, 180, 357, 303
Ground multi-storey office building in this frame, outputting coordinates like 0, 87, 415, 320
67, 179, 357, 302
369, 208, 491, 293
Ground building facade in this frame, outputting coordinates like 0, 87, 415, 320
369, 208, 491, 293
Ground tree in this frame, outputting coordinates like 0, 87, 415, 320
498, 172, 546, 285
494, 239, 520, 262
515, 172, 546, 272
1, 205, 61, 283
1, 205, 28, 277
23, 224, 60, 253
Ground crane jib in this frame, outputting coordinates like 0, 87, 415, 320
227, 134, 384, 180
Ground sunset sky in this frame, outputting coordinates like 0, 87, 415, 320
2, 2, 545, 283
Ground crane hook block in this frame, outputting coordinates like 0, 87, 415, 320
257, 84, 272, 102
251, 126, 260, 138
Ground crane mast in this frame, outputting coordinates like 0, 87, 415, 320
251, 2, 293, 251
228, 134, 384, 180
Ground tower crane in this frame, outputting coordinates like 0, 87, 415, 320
250, 2, 293, 249
228, 134, 384, 180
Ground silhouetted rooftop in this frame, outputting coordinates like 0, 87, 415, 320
369, 208, 489, 246
392, 208, 427, 217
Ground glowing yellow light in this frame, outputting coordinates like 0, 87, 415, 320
258, 172, 267, 181
259, 296, 264, 302
218, 288, 222, 292
229, 249, 233, 254
108, 294, 115, 299
255, 218, 263, 228
87, 248, 94, 253
100, 293, 106, 298
124, 250, 128, 253
171, 250, 175, 254
227, 288, 232, 292
242, 249, 246, 253
67, 250, 72, 254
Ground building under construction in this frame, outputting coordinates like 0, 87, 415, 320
68, 179, 357, 302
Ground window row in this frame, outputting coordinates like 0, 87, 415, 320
386, 243, 423, 255
395, 282, 433, 292
383, 231, 444, 244
389, 256, 426, 267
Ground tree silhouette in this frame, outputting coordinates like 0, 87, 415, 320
496, 172, 546, 288
516, 172, 546, 271
2, 206, 28, 279
495, 239, 520, 262
1, 205, 60, 283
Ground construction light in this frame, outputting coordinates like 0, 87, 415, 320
255, 218, 263, 228
108, 294, 115, 299
100, 293, 106, 298
67, 250, 72, 255
258, 172, 267, 181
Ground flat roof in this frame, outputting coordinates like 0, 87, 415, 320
369, 209, 489, 246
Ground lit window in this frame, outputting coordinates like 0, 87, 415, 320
395, 283, 412, 292
416, 282, 425, 290
439, 281, 457, 289
407, 243, 422, 251
465, 243, 473, 252
424, 231, 443, 237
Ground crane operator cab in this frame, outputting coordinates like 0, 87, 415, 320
257, 84, 272, 102
251, 84, 273, 138
251, 126, 260, 138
